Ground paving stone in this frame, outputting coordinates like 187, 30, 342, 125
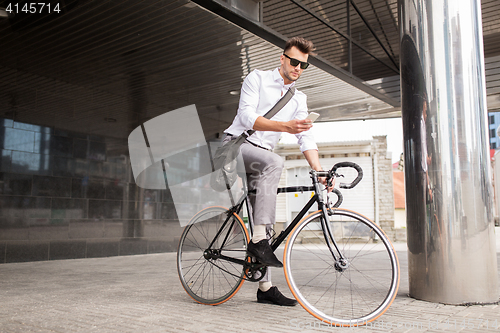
0, 248, 499, 332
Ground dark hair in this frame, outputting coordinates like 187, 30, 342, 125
284, 37, 316, 56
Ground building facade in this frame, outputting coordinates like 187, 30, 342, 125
489, 111, 500, 149
274, 136, 403, 242
0, 118, 182, 263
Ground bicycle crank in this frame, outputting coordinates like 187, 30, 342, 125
244, 255, 268, 282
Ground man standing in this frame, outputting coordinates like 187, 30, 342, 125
223, 37, 328, 306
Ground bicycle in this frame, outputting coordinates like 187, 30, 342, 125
176, 162, 400, 327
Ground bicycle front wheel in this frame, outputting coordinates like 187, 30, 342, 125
284, 208, 399, 326
177, 206, 249, 305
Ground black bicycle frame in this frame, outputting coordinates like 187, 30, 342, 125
270, 186, 317, 252
203, 162, 363, 273
208, 180, 346, 267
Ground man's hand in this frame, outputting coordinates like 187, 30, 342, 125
283, 119, 313, 134
303, 149, 335, 192
319, 176, 335, 193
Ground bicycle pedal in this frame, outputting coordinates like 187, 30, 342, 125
247, 255, 265, 267
246, 255, 258, 264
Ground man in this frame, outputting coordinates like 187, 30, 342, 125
223, 37, 329, 306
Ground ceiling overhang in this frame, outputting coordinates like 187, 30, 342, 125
1, 0, 500, 145
191, 0, 401, 108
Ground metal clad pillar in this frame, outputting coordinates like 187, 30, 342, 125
399, 0, 498, 303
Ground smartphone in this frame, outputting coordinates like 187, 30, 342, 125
305, 112, 320, 124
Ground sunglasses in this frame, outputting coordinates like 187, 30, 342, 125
283, 53, 310, 69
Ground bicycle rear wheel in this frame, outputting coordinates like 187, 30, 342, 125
177, 206, 249, 305
284, 208, 399, 326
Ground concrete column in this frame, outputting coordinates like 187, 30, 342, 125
399, 0, 498, 303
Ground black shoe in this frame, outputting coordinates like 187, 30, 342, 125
247, 239, 283, 267
257, 286, 298, 306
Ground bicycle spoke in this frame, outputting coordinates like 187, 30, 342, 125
182, 256, 207, 277
348, 262, 393, 292
182, 235, 204, 251
350, 249, 393, 259
316, 269, 342, 304
290, 246, 336, 268
184, 257, 208, 281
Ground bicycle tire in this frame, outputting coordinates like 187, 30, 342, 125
284, 208, 399, 326
177, 206, 249, 305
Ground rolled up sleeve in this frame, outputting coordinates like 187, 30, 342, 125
295, 95, 318, 152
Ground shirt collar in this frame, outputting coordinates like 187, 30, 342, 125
273, 67, 296, 88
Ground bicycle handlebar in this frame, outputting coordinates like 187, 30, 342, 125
331, 188, 343, 208
330, 162, 363, 189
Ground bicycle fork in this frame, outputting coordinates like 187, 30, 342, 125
312, 175, 350, 273
319, 205, 350, 272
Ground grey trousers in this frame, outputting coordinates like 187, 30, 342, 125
223, 135, 284, 283
223, 135, 284, 226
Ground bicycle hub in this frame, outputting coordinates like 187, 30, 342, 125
334, 258, 350, 272
203, 249, 220, 260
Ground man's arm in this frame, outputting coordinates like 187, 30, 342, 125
303, 149, 322, 171
253, 116, 312, 134
303, 149, 334, 189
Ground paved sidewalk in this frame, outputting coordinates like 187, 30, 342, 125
0, 235, 499, 332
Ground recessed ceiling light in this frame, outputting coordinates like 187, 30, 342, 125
229, 90, 240, 96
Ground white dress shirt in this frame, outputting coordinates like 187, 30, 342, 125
224, 68, 318, 152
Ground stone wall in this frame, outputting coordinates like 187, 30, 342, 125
372, 136, 397, 241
